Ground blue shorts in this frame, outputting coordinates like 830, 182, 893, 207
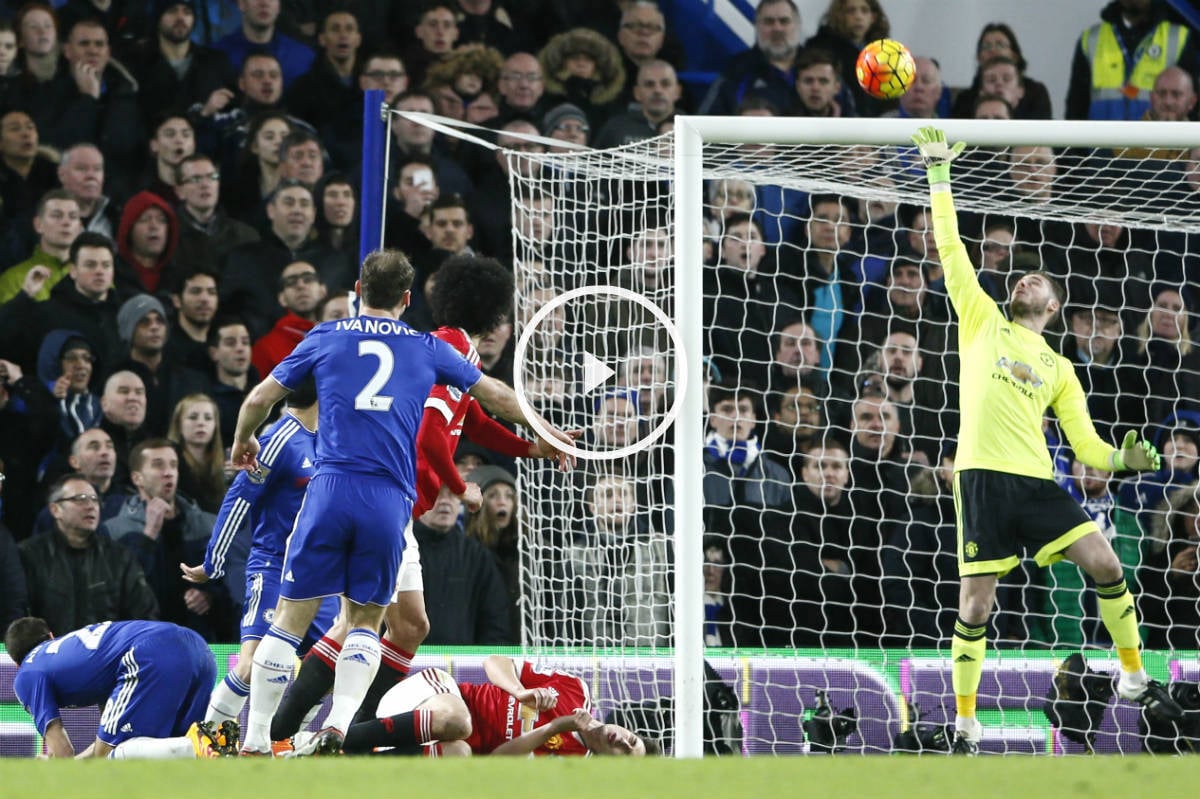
241, 569, 340, 652
280, 473, 413, 606
97, 626, 215, 746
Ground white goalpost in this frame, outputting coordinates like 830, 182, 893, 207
391, 110, 1200, 758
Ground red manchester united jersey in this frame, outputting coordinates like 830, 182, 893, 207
414, 327, 480, 516
458, 661, 593, 756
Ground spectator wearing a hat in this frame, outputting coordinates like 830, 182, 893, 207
36, 329, 102, 447
114, 293, 209, 437
129, 1, 236, 131
0, 232, 123, 383
541, 102, 590, 151
538, 28, 625, 132
416, 484, 513, 645
115, 191, 182, 299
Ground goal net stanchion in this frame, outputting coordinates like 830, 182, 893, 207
389, 110, 1200, 757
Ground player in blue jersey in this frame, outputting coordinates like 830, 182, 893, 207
4, 617, 238, 758
180, 376, 339, 727
229, 249, 573, 756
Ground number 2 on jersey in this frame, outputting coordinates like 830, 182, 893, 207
355, 340, 395, 412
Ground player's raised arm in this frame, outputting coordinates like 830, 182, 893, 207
468, 375, 576, 466
230, 376, 291, 470
912, 126, 996, 336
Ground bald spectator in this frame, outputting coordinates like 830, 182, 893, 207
215, 0, 315, 87
130, 1, 237, 130
0, 191, 82, 304
252, 260, 325, 377
1147, 65, 1197, 121
173, 154, 260, 276
886, 55, 945, 119
98, 370, 147, 489
285, 10, 364, 135
0, 109, 59, 229
404, 2, 459, 88
594, 60, 680, 148
699, 0, 802, 115
58, 144, 117, 238
497, 51, 551, 122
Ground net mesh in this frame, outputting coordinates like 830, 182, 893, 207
505, 132, 1200, 755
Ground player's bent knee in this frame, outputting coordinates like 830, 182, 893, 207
425, 695, 472, 741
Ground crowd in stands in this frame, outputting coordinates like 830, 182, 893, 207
0, 0, 1198, 652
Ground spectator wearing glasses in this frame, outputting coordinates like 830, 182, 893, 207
613, 0, 684, 106
252, 260, 326, 378
18, 473, 159, 635
174, 154, 260, 277
497, 51, 552, 123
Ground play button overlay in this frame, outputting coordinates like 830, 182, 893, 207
580, 351, 616, 394
513, 285, 687, 462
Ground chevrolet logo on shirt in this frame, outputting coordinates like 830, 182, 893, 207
996, 356, 1043, 388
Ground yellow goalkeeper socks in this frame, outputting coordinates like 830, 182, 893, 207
952, 618, 987, 718
1096, 578, 1143, 673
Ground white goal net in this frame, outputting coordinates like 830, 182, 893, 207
502, 117, 1200, 757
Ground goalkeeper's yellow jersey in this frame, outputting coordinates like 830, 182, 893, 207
931, 188, 1115, 479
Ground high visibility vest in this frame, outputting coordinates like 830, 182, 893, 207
1080, 20, 1188, 120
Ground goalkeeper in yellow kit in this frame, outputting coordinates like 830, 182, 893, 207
911, 127, 1184, 755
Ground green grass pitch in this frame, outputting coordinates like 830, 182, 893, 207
0, 756, 1196, 799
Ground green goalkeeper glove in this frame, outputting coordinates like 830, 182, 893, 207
910, 126, 965, 184
1113, 430, 1161, 472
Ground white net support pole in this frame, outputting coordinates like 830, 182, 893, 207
673, 118, 707, 759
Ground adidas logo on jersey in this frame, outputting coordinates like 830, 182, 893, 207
302, 457, 312, 468
284, 570, 294, 582
120, 723, 133, 733
345, 653, 370, 665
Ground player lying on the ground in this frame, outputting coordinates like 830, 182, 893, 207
337, 655, 656, 757
180, 377, 339, 727
3, 617, 239, 758
271, 256, 578, 744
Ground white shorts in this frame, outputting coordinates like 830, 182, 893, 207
390, 520, 423, 602
376, 668, 461, 718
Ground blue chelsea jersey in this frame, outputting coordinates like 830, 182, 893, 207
204, 413, 316, 577
270, 317, 482, 498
